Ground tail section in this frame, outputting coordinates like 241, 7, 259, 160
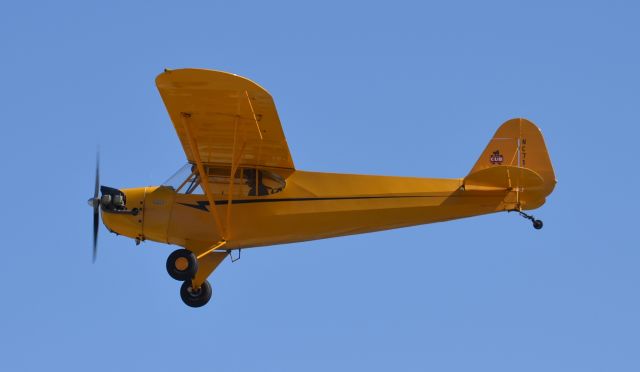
464, 118, 556, 209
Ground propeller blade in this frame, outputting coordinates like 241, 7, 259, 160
93, 201, 99, 263
93, 152, 100, 263
94, 152, 100, 199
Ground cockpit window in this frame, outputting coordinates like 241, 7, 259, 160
163, 164, 286, 196
163, 164, 194, 190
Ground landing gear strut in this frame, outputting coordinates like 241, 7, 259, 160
511, 209, 543, 230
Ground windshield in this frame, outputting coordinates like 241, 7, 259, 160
163, 164, 194, 189
162, 164, 286, 196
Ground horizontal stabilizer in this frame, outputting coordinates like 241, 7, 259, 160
464, 165, 543, 189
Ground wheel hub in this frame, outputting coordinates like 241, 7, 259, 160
188, 286, 202, 297
175, 257, 189, 271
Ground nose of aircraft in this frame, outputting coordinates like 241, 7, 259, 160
100, 187, 146, 241
90, 185, 176, 247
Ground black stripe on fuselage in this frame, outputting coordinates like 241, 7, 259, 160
177, 195, 445, 212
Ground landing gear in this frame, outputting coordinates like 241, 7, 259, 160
532, 219, 543, 230
167, 248, 227, 307
166, 249, 198, 281
511, 209, 544, 230
180, 280, 212, 308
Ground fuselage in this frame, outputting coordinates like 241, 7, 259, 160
101, 169, 538, 252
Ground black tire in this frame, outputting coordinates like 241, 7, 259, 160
180, 280, 212, 308
166, 249, 198, 281
533, 220, 543, 230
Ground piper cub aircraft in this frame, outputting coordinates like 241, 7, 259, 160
88, 68, 556, 307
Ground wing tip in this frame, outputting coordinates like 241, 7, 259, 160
155, 68, 272, 97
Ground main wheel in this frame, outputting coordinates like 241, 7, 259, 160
180, 280, 212, 308
533, 219, 543, 230
166, 249, 198, 281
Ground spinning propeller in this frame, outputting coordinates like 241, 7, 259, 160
87, 153, 134, 262
87, 153, 100, 263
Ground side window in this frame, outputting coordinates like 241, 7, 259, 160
205, 167, 285, 197
244, 168, 285, 196
164, 164, 286, 196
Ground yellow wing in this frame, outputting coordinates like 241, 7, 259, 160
156, 68, 295, 176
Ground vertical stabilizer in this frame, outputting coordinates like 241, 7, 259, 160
466, 118, 556, 204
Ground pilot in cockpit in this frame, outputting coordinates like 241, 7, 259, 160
245, 168, 269, 196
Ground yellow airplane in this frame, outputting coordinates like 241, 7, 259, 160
88, 68, 556, 307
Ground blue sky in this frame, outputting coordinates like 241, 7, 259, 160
1, 1, 639, 371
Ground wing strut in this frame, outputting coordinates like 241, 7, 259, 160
180, 112, 227, 241
191, 248, 228, 288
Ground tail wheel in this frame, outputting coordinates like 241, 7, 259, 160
533, 219, 544, 230
166, 249, 198, 281
180, 280, 212, 308
512, 209, 545, 230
